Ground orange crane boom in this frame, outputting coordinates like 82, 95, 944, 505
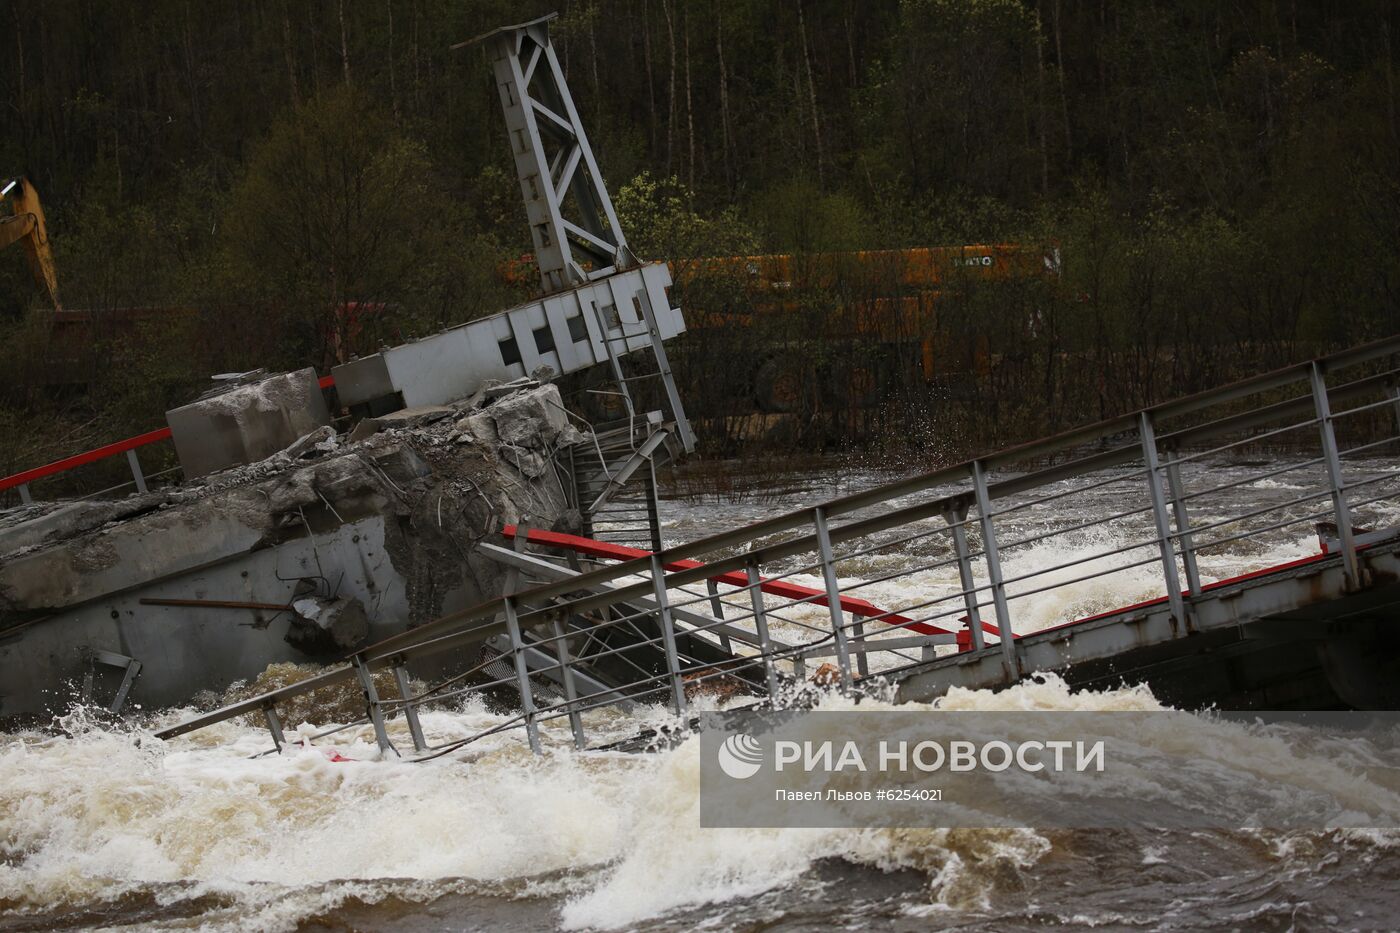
0, 176, 61, 310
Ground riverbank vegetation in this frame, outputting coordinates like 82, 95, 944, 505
1, 0, 1396, 472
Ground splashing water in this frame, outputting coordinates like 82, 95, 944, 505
5, 458, 1400, 931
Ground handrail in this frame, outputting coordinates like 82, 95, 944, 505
499, 524, 992, 639
301, 339, 1400, 668
146, 335, 1400, 757
0, 374, 337, 497
0, 427, 172, 493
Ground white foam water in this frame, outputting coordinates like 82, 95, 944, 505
0, 682, 1126, 931
4, 458, 1400, 930
7, 677, 1400, 931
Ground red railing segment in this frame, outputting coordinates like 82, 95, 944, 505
501, 524, 956, 637
1, 374, 339, 494
0, 427, 172, 492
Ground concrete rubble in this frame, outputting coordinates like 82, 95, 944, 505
0, 381, 585, 720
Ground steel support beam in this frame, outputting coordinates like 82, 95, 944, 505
502, 596, 543, 753
812, 507, 854, 689
706, 579, 733, 654
550, 617, 587, 749
850, 615, 870, 677
392, 664, 428, 753
648, 554, 689, 714
263, 704, 286, 752
1310, 362, 1361, 588
1163, 451, 1203, 597
353, 653, 397, 757
634, 282, 697, 452
944, 503, 986, 654
1140, 412, 1190, 631
473, 14, 627, 294
746, 562, 782, 701
126, 449, 148, 494
972, 461, 1019, 682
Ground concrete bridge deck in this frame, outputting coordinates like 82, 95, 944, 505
156, 335, 1400, 758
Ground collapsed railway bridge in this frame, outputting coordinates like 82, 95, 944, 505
3, 14, 1399, 756
156, 335, 1400, 758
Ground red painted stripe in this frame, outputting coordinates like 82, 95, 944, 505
1, 373, 339, 493
1019, 548, 1343, 637
505, 525, 1365, 651
502, 525, 955, 637
0, 427, 173, 491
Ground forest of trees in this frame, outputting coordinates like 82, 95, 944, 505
1, 0, 1398, 469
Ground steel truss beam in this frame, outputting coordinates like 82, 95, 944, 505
463, 15, 631, 295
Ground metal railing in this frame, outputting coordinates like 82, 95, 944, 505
155, 336, 1400, 759
0, 374, 339, 505
0, 427, 174, 505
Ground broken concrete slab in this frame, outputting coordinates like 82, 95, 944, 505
166, 368, 332, 478
480, 377, 539, 401
287, 596, 370, 652
0, 383, 585, 720
280, 424, 339, 461
346, 405, 458, 444
487, 386, 571, 448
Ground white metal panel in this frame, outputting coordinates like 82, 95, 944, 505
507, 304, 542, 374
384, 327, 475, 408
331, 265, 683, 411
462, 319, 520, 382
544, 294, 584, 372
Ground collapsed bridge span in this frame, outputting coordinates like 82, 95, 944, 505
157, 334, 1400, 758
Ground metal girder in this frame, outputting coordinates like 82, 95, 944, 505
894, 539, 1400, 704
478, 541, 788, 655
82, 648, 142, 714
463, 14, 630, 295
588, 428, 670, 512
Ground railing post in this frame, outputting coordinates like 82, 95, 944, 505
706, 579, 733, 654
17, 483, 32, 504
353, 654, 398, 757
746, 561, 781, 700
850, 614, 870, 677
126, 449, 148, 494
1162, 446, 1203, 597
550, 616, 587, 749
1139, 412, 1190, 631
943, 502, 985, 655
262, 704, 286, 752
391, 663, 428, 753
645, 458, 664, 553
811, 507, 854, 690
648, 554, 689, 715
1310, 362, 1361, 589
971, 461, 1019, 682
502, 596, 543, 754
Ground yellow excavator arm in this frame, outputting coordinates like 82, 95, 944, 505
0, 176, 60, 310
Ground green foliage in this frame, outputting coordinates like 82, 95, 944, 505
750, 177, 875, 253
0, 0, 1397, 458
615, 172, 759, 260
213, 87, 487, 368
861, 0, 1043, 202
